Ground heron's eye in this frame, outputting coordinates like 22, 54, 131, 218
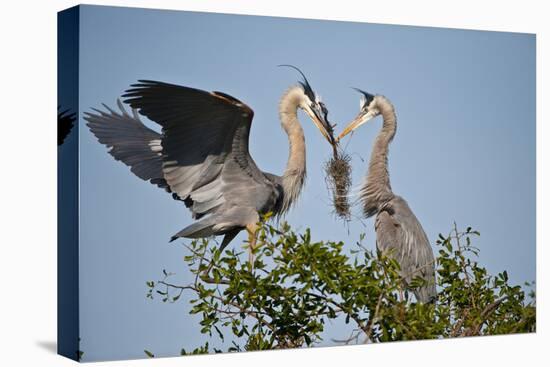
310, 103, 319, 114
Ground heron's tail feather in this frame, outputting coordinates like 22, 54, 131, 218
170, 216, 243, 250
170, 216, 220, 242
219, 229, 240, 252
414, 282, 437, 304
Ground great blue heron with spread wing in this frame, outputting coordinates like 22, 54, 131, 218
84, 67, 333, 263
337, 90, 436, 303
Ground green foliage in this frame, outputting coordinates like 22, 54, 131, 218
146, 221, 535, 354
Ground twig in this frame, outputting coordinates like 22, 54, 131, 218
158, 280, 274, 330
305, 291, 369, 336
463, 296, 507, 336
332, 328, 361, 345
363, 292, 384, 343
450, 310, 468, 337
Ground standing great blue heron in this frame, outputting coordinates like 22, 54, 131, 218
84, 68, 333, 262
337, 90, 436, 303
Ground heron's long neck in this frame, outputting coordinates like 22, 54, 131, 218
278, 87, 307, 214
362, 97, 397, 218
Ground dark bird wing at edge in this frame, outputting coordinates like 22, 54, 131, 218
58, 107, 76, 146
121, 80, 282, 245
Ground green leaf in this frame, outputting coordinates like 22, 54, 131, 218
165, 222, 536, 348
144, 350, 154, 358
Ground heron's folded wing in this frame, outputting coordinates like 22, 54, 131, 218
84, 100, 168, 188
375, 209, 402, 258
376, 198, 436, 302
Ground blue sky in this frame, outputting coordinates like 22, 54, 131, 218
73, 5, 535, 361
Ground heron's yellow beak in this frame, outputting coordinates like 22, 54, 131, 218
337, 110, 375, 142
304, 107, 334, 145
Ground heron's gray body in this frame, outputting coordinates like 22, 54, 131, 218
374, 196, 436, 303
357, 94, 436, 303
84, 79, 323, 250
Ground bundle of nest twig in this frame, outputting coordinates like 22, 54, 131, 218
324, 146, 352, 221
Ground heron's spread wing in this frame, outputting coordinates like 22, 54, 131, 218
375, 196, 436, 302
84, 100, 169, 190
123, 80, 279, 228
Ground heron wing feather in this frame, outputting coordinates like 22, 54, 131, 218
123, 80, 280, 229
84, 100, 170, 191
375, 196, 436, 303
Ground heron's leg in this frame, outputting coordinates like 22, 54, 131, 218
246, 223, 259, 268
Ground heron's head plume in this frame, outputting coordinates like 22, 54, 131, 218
278, 64, 335, 144
337, 88, 381, 141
